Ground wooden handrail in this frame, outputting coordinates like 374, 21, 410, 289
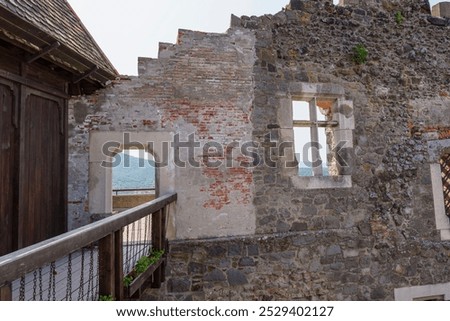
113, 188, 155, 195
0, 192, 177, 287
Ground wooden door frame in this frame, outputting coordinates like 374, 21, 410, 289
0, 77, 19, 255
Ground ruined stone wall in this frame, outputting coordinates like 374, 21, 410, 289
243, 0, 449, 238
153, 0, 450, 300
68, 0, 450, 300
68, 28, 257, 239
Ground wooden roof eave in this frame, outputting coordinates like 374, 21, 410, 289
0, 5, 117, 88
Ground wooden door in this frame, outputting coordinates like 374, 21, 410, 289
18, 90, 66, 248
0, 82, 17, 256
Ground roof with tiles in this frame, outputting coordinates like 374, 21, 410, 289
0, 0, 118, 83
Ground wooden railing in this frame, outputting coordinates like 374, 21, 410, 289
0, 192, 177, 301
112, 188, 155, 195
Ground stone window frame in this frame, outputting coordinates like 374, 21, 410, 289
394, 282, 450, 301
88, 131, 176, 238
428, 139, 450, 241
278, 82, 354, 190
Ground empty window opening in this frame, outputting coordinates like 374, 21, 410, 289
440, 153, 450, 219
293, 99, 337, 177
112, 149, 156, 212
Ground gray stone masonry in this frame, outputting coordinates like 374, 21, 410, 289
143, 231, 450, 300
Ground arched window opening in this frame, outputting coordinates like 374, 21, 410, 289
112, 149, 156, 213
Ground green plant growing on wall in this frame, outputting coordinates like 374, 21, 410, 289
123, 249, 165, 287
99, 294, 114, 301
123, 275, 134, 287
135, 256, 152, 274
352, 44, 368, 65
149, 249, 164, 264
395, 11, 404, 24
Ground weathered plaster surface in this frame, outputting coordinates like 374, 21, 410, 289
69, 29, 257, 239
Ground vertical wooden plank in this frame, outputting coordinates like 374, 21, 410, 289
0, 83, 15, 256
160, 206, 167, 283
151, 210, 163, 288
151, 209, 163, 251
98, 234, 115, 297
0, 284, 12, 301
62, 100, 68, 232
17, 85, 27, 250
161, 206, 167, 249
114, 229, 124, 301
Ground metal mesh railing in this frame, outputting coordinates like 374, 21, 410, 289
12, 245, 99, 301
440, 153, 450, 218
120, 207, 167, 298
123, 216, 153, 277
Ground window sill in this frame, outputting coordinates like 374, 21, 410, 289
291, 175, 352, 190
394, 282, 450, 301
440, 229, 450, 241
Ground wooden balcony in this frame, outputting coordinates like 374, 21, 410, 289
0, 193, 177, 301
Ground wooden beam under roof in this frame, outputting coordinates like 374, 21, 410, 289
0, 5, 116, 88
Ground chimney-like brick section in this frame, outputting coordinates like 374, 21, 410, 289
432, 1, 450, 18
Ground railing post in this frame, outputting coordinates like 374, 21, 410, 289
98, 233, 115, 299
160, 206, 167, 283
114, 229, 124, 301
151, 209, 163, 288
0, 283, 12, 301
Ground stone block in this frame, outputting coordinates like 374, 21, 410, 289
239, 257, 256, 267
167, 278, 191, 293
207, 245, 227, 257
333, 99, 355, 130
230, 14, 242, 28
370, 287, 386, 300
326, 244, 342, 256
188, 262, 206, 275
227, 269, 248, 286
289, 0, 304, 11
293, 234, 316, 246
204, 269, 227, 282
278, 100, 294, 129
228, 243, 243, 256
291, 222, 308, 231
247, 244, 259, 256
276, 221, 290, 232
158, 42, 176, 59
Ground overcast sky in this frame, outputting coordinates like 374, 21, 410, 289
68, 0, 442, 76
